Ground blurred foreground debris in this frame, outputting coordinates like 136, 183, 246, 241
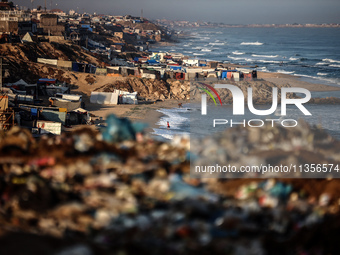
0, 118, 340, 254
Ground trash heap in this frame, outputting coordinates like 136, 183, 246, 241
0, 116, 340, 255
192, 121, 340, 178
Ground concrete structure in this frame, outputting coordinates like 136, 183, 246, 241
38, 14, 65, 36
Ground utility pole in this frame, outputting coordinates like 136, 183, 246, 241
0, 58, 2, 90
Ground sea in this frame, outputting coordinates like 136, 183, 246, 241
150, 27, 340, 140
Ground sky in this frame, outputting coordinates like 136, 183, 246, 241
13, 0, 340, 24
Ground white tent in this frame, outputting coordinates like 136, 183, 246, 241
22, 32, 33, 43
90, 92, 118, 105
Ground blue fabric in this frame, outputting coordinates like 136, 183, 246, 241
31, 108, 38, 116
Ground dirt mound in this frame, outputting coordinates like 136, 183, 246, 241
95, 78, 190, 100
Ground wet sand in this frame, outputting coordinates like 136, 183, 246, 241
258, 72, 340, 91
86, 100, 184, 134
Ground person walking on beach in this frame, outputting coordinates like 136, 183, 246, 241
167, 121, 170, 129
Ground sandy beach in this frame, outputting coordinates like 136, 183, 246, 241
86, 99, 184, 134
258, 71, 340, 91
79, 71, 340, 136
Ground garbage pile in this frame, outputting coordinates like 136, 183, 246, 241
191, 121, 340, 178
0, 116, 340, 254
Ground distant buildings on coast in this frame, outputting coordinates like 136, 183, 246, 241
156, 19, 340, 28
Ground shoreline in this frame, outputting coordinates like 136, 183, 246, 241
86, 100, 184, 136
257, 71, 340, 91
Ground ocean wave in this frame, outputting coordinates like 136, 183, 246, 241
315, 62, 328, 65
240, 42, 263, 46
183, 51, 193, 54
277, 70, 295, 74
232, 51, 245, 55
317, 73, 328, 76
227, 56, 252, 62
322, 58, 340, 64
201, 48, 212, 52
199, 37, 211, 40
330, 64, 340, 68
193, 53, 205, 56
252, 54, 278, 58
209, 42, 225, 45
257, 60, 282, 64
294, 73, 340, 86
289, 57, 298, 61
257, 67, 269, 72
156, 108, 189, 130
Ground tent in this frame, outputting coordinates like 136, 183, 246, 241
13, 79, 28, 86
22, 32, 34, 43
169, 66, 182, 71
90, 92, 118, 105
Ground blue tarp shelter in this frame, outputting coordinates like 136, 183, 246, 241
221, 70, 237, 79
169, 66, 182, 71
147, 59, 159, 65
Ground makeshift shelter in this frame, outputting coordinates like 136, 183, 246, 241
169, 65, 182, 71
90, 92, 118, 105
57, 60, 72, 70
50, 98, 81, 112
37, 58, 58, 66
41, 109, 66, 125
22, 32, 34, 43
221, 70, 237, 79
36, 121, 62, 135
117, 91, 138, 105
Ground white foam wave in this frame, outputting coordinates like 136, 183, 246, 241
257, 66, 269, 72
317, 73, 328, 76
193, 53, 205, 56
257, 60, 282, 64
153, 108, 190, 140
200, 37, 211, 40
277, 70, 295, 74
209, 42, 225, 45
232, 51, 245, 55
240, 42, 263, 45
252, 54, 278, 58
315, 62, 328, 65
289, 57, 298, 61
227, 56, 253, 62
323, 58, 340, 64
330, 64, 340, 68
201, 48, 212, 52
294, 73, 340, 86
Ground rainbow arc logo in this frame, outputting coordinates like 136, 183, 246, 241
198, 83, 223, 106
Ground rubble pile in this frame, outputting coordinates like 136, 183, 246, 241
0, 42, 102, 83
95, 78, 190, 101
0, 117, 340, 254
192, 121, 340, 178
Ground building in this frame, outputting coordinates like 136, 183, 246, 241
38, 14, 65, 36
0, 3, 30, 34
